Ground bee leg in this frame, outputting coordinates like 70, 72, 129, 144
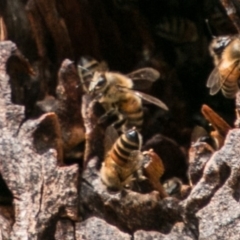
98, 109, 117, 124
136, 168, 147, 181
122, 175, 136, 189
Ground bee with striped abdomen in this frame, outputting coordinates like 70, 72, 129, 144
207, 35, 240, 98
88, 68, 168, 132
155, 16, 198, 44
112, 0, 139, 11
100, 127, 145, 190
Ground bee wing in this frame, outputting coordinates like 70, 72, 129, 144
127, 67, 160, 81
132, 80, 154, 91
220, 60, 240, 85
116, 85, 168, 111
207, 61, 240, 95
191, 126, 208, 143
127, 68, 160, 91
133, 90, 169, 111
206, 67, 222, 95
104, 125, 119, 154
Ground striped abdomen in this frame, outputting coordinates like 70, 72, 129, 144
109, 128, 142, 167
119, 93, 144, 132
219, 62, 240, 98
221, 79, 239, 98
155, 16, 198, 43
124, 107, 143, 132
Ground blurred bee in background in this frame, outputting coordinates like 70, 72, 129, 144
112, 0, 139, 11
87, 68, 168, 132
77, 56, 108, 93
163, 177, 191, 200
101, 127, 146, 191
207, 35, 240, 98
155, 16, 199, 44
191, 125, 217, 152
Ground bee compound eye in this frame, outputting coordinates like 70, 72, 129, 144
198, 136, 210, 142
96, 75, 106, 87
198, 136, 216, 149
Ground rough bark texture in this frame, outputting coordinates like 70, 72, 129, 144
2, 0, 240, 238
0, 42, 79, 239
183, 129, 240, 239
75, 217, 131, 240
134, 223, 195, 240
80, 157, 182, 233
1, 40, 240, 239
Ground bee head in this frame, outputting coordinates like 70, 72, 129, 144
210, 36, 232, 57
88, 72, 107, 95
125, 127, 142, 149
193, 135, 217, 149
163, 178, 182, 195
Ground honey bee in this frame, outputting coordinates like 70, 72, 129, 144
163, 177, 191, 200
191, 125, 216, 153
112, 0, 139, 11
77, 56, 108, 93
88, 68, 168, 132
155, 16, 198, 44
100, 127, 145, 190
207, 35, 240, 98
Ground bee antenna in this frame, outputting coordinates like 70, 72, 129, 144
205, 19, 216, 39
78, 65, 93, 76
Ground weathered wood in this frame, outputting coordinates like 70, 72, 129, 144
80, 159, 182, 233
143, 149, 167, 198
0, 206, 14, 239
220, 0, 240, 33
134, 222, 195, 240
75, 217, 131, 240
182, 129, 240, 239
0, 41, 79, 239
142, 134, 189, 183
54, 219, 75, 240
3, 0, 240, 237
